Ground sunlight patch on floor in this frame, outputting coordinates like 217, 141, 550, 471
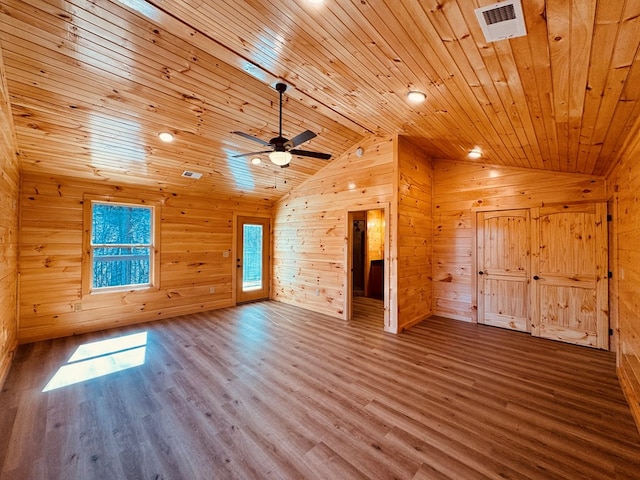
42, 332, 148, 392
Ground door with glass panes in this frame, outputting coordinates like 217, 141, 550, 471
236, 216, 270, 303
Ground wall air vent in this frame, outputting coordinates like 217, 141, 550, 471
475, 0, 527, 43
181, 170, 203, 179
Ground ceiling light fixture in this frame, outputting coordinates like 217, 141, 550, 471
251, 157, 262, 165
269, 151, 292, 166
158, 132, 174, 142
407, 91, 426, 103
468, 148, 483, 159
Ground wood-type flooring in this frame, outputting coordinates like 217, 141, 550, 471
1, 299, 639, 479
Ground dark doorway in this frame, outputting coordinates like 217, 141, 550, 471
352, 220, 366, 296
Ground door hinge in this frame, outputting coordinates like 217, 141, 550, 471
607, 214, 612, 221
609, 328, 614, 336
608, 271, 613, 279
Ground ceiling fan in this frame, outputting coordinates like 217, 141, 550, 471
232, 83, 332, 167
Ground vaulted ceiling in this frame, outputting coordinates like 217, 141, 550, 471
1, 0, 639, 202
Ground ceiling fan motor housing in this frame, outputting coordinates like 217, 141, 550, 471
270, 136, 291, 152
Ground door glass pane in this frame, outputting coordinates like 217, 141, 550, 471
243, 224, 263, 291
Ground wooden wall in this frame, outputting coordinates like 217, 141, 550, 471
432, 160, 606, 322
272, 136, 395, 324
396, 137, 433, 330
366, 209, 384, 262
0, 43, 19, 387
607, 118, 640, 430
18, 173, 271, 343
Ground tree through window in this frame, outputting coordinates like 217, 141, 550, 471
90, 202, 154, 289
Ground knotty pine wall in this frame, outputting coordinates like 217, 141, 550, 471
432, 160, 606, 323
0, 44, 19, 387
395, 138, 433, 330
272, 135, 433, 333
272, 136, 396, 327
18, 173, 271, 343
606, 119, 640, 430
366, 209, 384, 261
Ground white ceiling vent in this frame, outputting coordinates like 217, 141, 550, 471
475, 0, 527, 43
181, 170, 202, 179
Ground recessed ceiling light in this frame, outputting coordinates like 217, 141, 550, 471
307, 0, 325, 3
158, 132, 174, 142
251, 157, 262, 165
407, 91, 426, 103
468, 148, 483, 159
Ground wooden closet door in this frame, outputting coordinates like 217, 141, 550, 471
477, 209, 530, 332
531, 204, 608, 349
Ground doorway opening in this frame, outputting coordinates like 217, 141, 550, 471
346, 206, 389, 329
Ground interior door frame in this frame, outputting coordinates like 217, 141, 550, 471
344, 203, 392, 331
607, 194, 619, 358
234, 215, 271, 304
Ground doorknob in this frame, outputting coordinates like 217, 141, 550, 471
478, 271, 484, 275
533, 275, 540, 280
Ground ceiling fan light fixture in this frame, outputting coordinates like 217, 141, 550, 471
269, 151, 292, 166
407, 90, 426, 103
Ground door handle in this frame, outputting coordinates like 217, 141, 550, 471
533, 275, 540, 280
478, 271, 484, 275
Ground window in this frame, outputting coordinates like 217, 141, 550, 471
242, 223, 264, 291
83, 198, 159, 293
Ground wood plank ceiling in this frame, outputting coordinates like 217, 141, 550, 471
1, 0, 639, 202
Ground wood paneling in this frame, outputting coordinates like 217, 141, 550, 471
366, 209, 384, 261
2, 301, 640, 479
272, 136, 395, 323
395, 137, 433, 330
0, 0, 364, 203
1, 0, 639, 208
0, 42, 20, 388
272, 135, 432, 333
607, 117, 640, 431
18, 173, 271, 343
432, 160, 606, 323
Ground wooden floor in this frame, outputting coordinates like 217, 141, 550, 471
1, 299, 639, 479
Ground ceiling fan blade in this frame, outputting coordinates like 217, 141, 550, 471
289, 149, 332, 160
232, 131, 270, 146
232, 150, 272, 158
288, 130, 317, 148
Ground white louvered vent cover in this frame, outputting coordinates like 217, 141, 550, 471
181, 170, 203, 179
475, 0, 527, 42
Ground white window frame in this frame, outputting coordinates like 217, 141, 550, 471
82, 196, 161, 295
